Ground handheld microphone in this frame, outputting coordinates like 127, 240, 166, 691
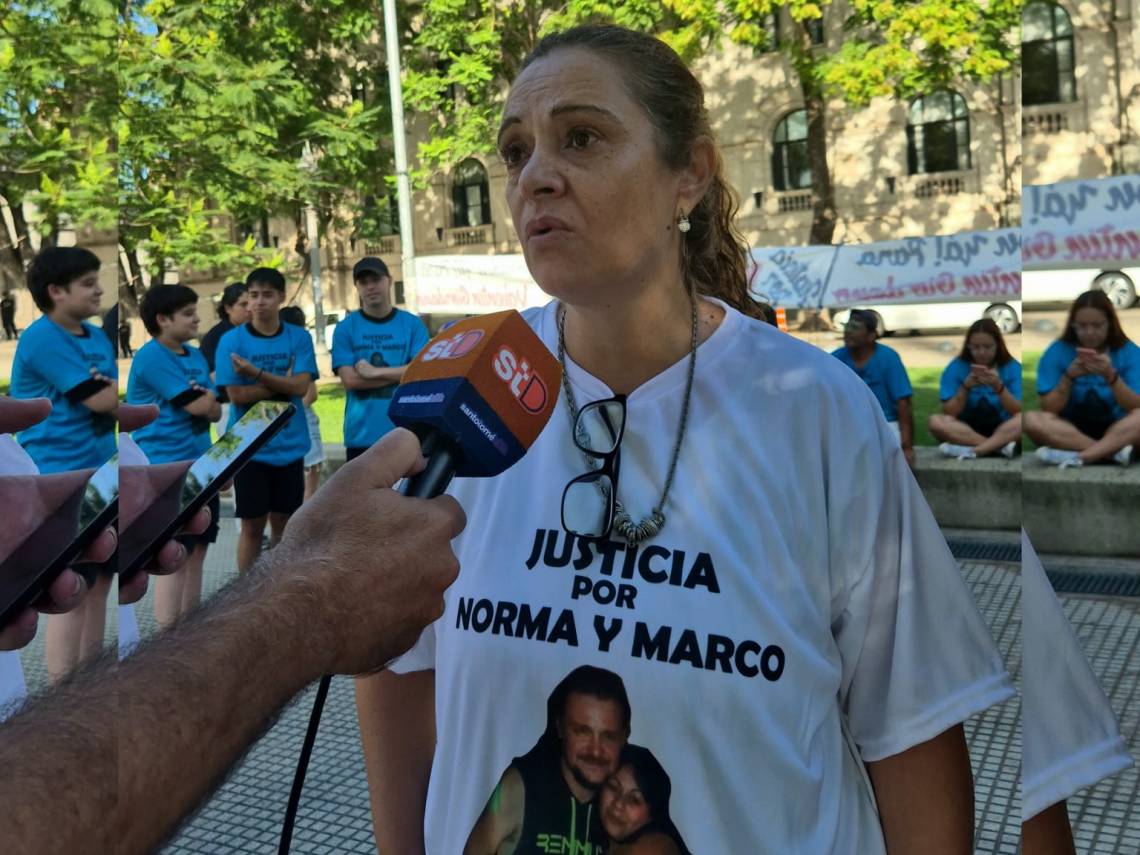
389, 309, 562, 498
279, 309, 561, 854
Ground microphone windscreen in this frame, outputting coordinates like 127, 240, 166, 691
389, 310, 561, 477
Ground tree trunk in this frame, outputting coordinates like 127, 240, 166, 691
792, 23, 836, 331
0, 189, 35, 291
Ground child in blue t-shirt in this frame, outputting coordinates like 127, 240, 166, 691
7, 246, 118, 684
930, 319, 1022, 460
9, 248, 118, 474
831, 309, 915, 467
127, 284, 223, 627
215, 268, 318, 571
332, 257, 430, 461
1025, 291, 1140, 468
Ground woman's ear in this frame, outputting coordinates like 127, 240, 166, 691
677, 137, 717, 213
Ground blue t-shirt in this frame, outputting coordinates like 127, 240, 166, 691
831, 343, 913, 422
215, 322, 318, 465
10, 316, 118, 473
127, 339, 216, 463
1037, 339, 1140, 424
331, 308, 430, 449
939, 358, 1022, 422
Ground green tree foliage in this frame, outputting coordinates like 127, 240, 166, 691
404, 0, 1019, 244
0, 0, 118, 289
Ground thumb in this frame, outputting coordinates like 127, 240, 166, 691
0, 396, 52, 434
346, 427, 426, 489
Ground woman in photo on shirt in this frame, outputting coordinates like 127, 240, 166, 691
599, 744, 689, 855
1025, 290, 1140, 468
355, 25, 1013, 854
930, 318, 1022, 460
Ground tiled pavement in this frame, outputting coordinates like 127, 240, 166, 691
12, 527, 1138, 853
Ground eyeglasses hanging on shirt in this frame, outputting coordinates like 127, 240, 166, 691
561, 395, 626, 541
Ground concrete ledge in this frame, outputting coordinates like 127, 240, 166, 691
1022, 456, 1140, 557
913, 447, 1022, 531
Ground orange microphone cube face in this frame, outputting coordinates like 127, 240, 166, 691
401, 310, 561, 450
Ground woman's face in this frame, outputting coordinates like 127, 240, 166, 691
499, 48, 695, 307
600, 765, 651, 842
226, 293, 250, 326
1072, 306, 1109, 349
967, 331, 997, 366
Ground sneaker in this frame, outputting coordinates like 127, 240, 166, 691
1114, 444, 1133, 466
939, 442, 976, 460
1000, 441, 1017, 459
1035, 446, 1083, 468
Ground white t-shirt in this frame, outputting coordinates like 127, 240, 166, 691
1020, 531, 1133, 820
392, 300, 1013, 854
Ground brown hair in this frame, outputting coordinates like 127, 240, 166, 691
957, 318, 1014, 367
519, 25, 770, 322
1060, 290, 1130, 351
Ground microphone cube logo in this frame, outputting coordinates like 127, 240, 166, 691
422, 329, 484, 362
492, 346, 549, 414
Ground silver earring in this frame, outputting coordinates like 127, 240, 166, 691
677, 211, 691, 233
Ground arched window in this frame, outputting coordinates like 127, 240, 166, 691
1022, 2, 1076, 105
771, 110, 811, 191
452, 159, 491, 228
906, 92, 971, 175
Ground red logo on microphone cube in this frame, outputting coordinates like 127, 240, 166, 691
421, 329, 485, 362
492, 346, 548, 413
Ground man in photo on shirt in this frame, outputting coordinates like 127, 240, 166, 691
127, 285, 223, 628
215, 267, 317, 572
332, 257, 430, 462
831, 308, 916, 468
8, 246, 118, 683
464, 665, 629, 854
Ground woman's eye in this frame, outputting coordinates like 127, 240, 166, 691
500, 144, 525, 166
568, 129, 595, 149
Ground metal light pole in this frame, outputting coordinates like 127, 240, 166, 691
383, 0, 417, 312
302, 141, 328, 354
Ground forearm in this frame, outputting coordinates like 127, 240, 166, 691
114, 553, 320, 851
226, 384, 275, 405
338, 368, 399, 391
867, 725, 974, 855
1110, 381, 1140, 411
1041, 382, 1071, 414
302, 382, 318, 408
356, 670, 434, 853
941, 389, 967, 417
259, 371, 310, 398
997, 387, 1021, 415
82, 384, 120, 415
0, 552, 321, 854
896, 400, 915, 447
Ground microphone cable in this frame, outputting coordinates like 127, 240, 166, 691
278, 674, 331, 855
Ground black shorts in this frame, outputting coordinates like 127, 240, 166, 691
176, 494, 221, 550
234, 459, 305, 519
961, 407, 1004, 438
346, 446, 369, 462
1069, 412, 1116, 441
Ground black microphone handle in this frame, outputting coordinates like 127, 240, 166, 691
400, 428, 461, 499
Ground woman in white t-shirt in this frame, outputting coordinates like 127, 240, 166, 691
355, 25, 1013, 854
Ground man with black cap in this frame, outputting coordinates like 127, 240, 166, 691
332, 257, 430, 461
832, 309, 916, 468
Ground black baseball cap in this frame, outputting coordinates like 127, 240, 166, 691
353, 257, 390, 280
847, 309, 878, 334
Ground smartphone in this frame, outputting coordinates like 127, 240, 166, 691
119, 401, 295, 582
0, 455, 119, 627
970, 363, 987, 372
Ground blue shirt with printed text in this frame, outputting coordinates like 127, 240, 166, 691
10, 316, 118, 473
939, 358, 1022, 422
215, 322, 318, 465
831, 343, 913, 422
1037, 339, 1140, 424
127, 339, 217, 463
331, 308, 430, 449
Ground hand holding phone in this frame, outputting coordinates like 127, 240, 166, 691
0, 457, 119, 633
119, 401, 295, 582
